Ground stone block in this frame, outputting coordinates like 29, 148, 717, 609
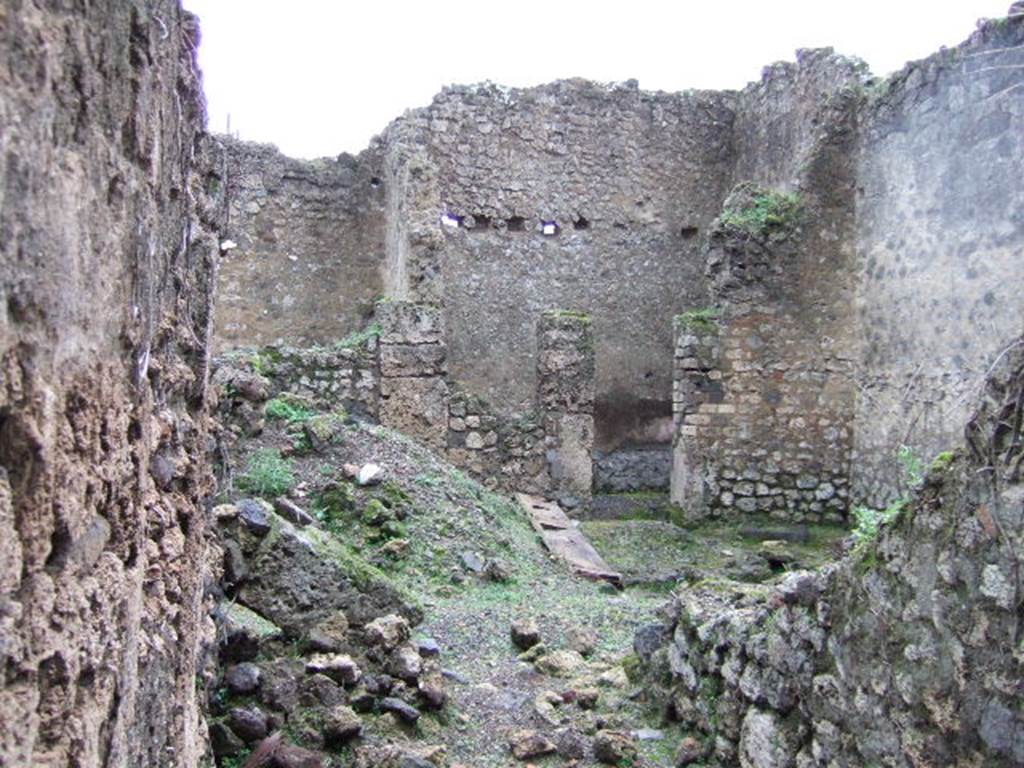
379, 343, 446, 377
379, 376, 449, 449
376, 301, 445, 345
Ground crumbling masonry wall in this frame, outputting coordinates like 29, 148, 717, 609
639, 327, 1024, 766
0, 2, 223, 766
376, 301, 450, 451
382, 80, 735, 449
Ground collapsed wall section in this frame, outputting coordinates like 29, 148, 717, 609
0, 2, 224, 766
852, 17, 1024, 508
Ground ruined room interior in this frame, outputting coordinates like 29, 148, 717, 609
1, 2, 1023, 767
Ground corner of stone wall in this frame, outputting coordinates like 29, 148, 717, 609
376, 301, 449, 449
537, 311, 596, 509
671, 181, 855, 523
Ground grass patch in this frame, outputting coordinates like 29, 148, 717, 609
236, 448, 295, 498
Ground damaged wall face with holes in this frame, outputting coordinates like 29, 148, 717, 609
215, 13, 1024, 520
0, 3, 225, 766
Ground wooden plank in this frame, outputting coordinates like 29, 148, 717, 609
517, 494, 623, 588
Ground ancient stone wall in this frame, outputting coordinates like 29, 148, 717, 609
215, 138, 387, 350
851, 17, 1024, 508
213, 342, 381, 427
376, 301, 450, 451
0, 2, 223, 765
666, 47, 864, 522
213, 11, 1024, 516
381, 81, 736, 444
638, 327, 1024, 766
670, 179, 857, 522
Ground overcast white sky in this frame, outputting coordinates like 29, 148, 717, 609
183, 1, 1012, 159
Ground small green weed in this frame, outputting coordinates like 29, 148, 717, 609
896, 444, 923, 487
414, 473, 443, 488
334, 322, 381, 349
265, 397, 316, 423
850, 500, 905, 548
218, 751, 252, 768
237, 448, 295, 498
249, 351, 275, 376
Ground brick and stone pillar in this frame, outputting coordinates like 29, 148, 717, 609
537, 311, 595, 509
377, 301, 449, 450
670, 313, 723, 517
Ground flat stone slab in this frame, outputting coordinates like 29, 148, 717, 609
517, 494, 623, 587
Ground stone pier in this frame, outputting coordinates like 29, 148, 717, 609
537, 311, 596, 509
377, 301, 450, 450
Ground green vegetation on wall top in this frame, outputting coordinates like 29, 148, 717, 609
675, 307, 720, 331
717, 185, 802, 236
334, 321, 381, 350
543, 309, 592, 322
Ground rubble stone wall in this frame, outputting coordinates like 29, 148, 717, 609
0, 2, 224, 765
537, 311, 597, 505
640, 328, 1024, 767
215, 138, 387, 350
382, 81, 736, 440
214, 342, 381, 424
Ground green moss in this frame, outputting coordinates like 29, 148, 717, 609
717, 187, 802, 236
377, 481, 412, 509
223, 602, 282, 639
666, 504, 689, 528
621, 652, 642, 683
543, 309, 592, 323
361, 499, 393, 526
304, 524, 419, 609
304, 411, 347, 443
312, 481, 357, 533
236, 448, 295, 498
930, 450, 955, 473
675, 308, 720, 332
